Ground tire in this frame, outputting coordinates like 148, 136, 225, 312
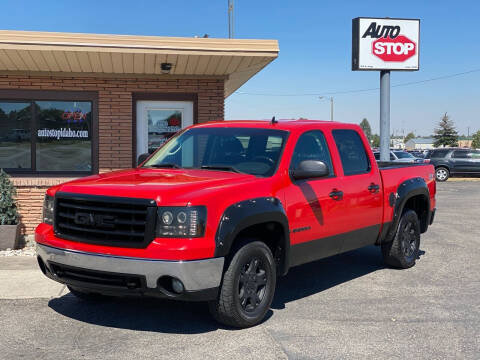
381, 209, 421, 269
67, 285, 107, 301
435, 167, 449, 182
209, 240, 276, 328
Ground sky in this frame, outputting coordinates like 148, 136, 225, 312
0, 0, 478, 136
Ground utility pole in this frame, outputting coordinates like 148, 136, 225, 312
319, 96, 334, 121
228, 0, 234, 39
330, 97, 334, 121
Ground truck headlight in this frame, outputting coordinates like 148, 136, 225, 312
43, 194, 54, 225
156, 206, 206, 238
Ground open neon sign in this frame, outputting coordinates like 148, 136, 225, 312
62, 109, 88, 123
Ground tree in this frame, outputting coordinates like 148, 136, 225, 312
434, 113, 458, 148
404, 132, 415, 143
0, 169, 19, 225
371, 134, 380, 147
472, 130, 480, 149
359, 118, 372, 142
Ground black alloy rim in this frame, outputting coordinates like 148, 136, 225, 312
238, 257, 268, 312
402, 221, 417, 258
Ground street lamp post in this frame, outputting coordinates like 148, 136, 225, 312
319, 96, 334, 121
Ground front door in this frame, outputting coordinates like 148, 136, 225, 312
136, 100, 193, 158
284, 130, 346, 267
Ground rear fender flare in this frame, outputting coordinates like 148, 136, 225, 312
379, 177, 430, 244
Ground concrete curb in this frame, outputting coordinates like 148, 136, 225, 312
0, 257, 68, 299
445, 177, 480, 181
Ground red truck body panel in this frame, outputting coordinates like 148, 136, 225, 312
36, 120, 435, 265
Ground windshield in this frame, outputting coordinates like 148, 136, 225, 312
142, 127, 288, 177
394, 151, 414, 159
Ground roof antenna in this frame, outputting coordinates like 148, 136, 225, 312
271, 116, 278, 124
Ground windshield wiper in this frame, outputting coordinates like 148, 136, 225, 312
200, 165, 243, 173
146, 163, 181, 169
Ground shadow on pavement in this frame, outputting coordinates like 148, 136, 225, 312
49, 295, 221, 334
48, 245, 425, 333
272, 245, 385, 309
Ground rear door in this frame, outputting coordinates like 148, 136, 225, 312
331, 129, 383, 252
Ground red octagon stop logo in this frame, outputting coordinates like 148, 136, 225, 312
372, 35, 416, 62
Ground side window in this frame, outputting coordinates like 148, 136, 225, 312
452, 150, 469, 159
332, 129, 370, 175
431, 150, 449, 158
390, 153, 395, 161
471, 150, 480, 159
290, 131, 333, 175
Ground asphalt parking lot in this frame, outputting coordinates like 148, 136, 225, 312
0, 181, 479, 359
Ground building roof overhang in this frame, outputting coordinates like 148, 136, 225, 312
0, 30, 279, 97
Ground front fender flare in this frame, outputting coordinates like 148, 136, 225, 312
214, 197, 290, 275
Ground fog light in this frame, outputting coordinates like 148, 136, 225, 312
171, 278, 184, 294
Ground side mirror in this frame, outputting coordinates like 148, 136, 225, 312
292, 160, 329, 180
137, 153, 150, 166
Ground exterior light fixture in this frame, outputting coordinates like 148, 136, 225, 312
160, 62, 172, 74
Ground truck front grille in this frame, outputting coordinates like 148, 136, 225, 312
54, 192, 157, 248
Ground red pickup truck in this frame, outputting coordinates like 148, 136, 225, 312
36, 120, 436, 327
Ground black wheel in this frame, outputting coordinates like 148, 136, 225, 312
382, 209, 421, 269
209, 240, 276, 328
435, 167, 449, 181
67, 285, 107, 301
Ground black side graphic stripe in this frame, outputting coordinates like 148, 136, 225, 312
290, 224, 381, 268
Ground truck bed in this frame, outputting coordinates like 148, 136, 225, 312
377, 161, 429, 169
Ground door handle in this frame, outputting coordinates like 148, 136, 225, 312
329, 189, 343, 201
368, 183, 380, 193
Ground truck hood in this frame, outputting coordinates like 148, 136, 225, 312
52, 168, 257, 205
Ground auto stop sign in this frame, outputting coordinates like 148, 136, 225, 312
352, 18, 420, 71
372, 35, 416, 62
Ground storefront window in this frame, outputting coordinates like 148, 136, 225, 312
36, 101, 92, 171
0, 96, 94, 174
0, 102, 32, 169
147, 109, 182, 153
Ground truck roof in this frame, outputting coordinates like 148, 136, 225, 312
192, 119, 360, 132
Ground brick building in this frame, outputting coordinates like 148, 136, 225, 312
0, 30, 278, 236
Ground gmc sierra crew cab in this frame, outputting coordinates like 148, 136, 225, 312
36, 120, 436, 328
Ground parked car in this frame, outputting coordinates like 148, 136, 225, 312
373, 150, 424, 163
4, 128, 30, 142
406, 150, 426, 158
35, 120, 436, 328
425, 148, 480, 181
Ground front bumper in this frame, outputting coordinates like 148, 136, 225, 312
36, 243, 224, 301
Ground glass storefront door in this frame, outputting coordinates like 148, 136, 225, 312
136, 101, 193, 158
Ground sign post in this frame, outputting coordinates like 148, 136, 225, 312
352, 17, 420, 161
379, 70, 390, 161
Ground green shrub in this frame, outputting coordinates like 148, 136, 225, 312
0, 169, 19, 225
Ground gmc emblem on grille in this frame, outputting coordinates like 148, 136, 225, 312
74, 212, 116, 229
